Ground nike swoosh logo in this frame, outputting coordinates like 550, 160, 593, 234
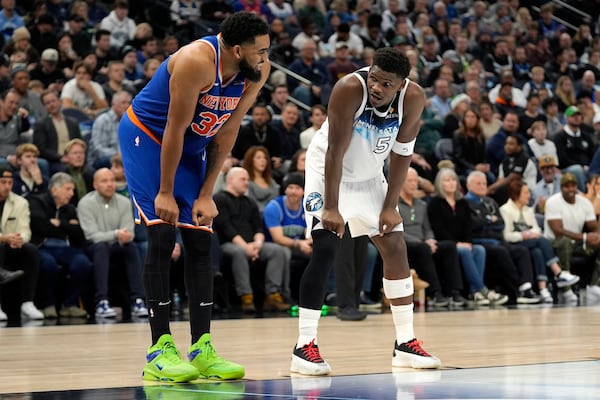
158, 301, 171, 306
199, 302, 213, 306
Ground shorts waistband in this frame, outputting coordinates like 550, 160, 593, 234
126, 106, 162, 145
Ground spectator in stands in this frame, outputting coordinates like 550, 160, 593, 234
29, 49, 66, 92
554, 106, 596, 192
232, 0, 272, 23
241, 145, 280, 213
326, 42, 359, 85
544, 173, 600, 305
65, 13, 91, 57
488, 133, 538, 204
400, 167, 466, 307
0, 165, 42, 321
270, 102, 302, 162
55, 32, 79, 79
78, 168, 148, 319
93, 29, 115, 76
0, 0, 24, 44
360, 13, 389, 51
12, 143, 46, 198
4, 27, 38, 68
10, 65, 46, 124
584, 174, 600, 219
296, 0, 326, 33
453, 107, 492, 183
213, 167, 289, 313
0, 88, 30, 168
300, 104, 326, 149
266, 84, 289, 120
200, 0, 233, 24
120, 45, 142, 82
33, 90, 81, 174
61, 61, 108, 119
417, 34, 442, 82
89, 90, 131, 169
483, 39, 513, 81
232, 103, 281, 167
553, 75, 576, 113
170, 0, 201, 44
542, 97, 563, 139
133, 58, 160, 92
428, 78, 452, 122
537, 2, 565, 41
266, 0, 297, 29
442, 93, 470, 139
29, 172, 91, 319
263, 172, 310, 303
465, 171, 539, 304
62, 138, 93, 204
427, 168, 495, 306
287, 39, 330, 107
527, 121, 557, 164
518, 94, 546, 135
486, 111, 522, 177
327, 22, 363, 59
521, 66, 553, 99
488, 69, 526, 110
85, 0, 110, 27
101, 60, 136, 104
531, 154, 561, 213
100, 0, 136, 51
478, 99, 502, 141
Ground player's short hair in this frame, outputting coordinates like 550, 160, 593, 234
373, 48, 410, 79
220, 12, 269, 47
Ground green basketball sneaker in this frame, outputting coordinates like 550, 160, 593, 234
143, 334, 200, 382
188, 333, 245, 380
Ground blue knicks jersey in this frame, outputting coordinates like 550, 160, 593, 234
131, 35, 246, 156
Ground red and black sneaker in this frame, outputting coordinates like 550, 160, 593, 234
392, 339, 441, 369
290, 339, 332, 376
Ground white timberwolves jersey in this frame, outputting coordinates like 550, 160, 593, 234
306, 67, 410, 182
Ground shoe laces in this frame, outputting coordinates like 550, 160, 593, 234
160, 341, 183, 364
405, 339, 432, 357
200, 340, 222, 361
300, 339, 324, 363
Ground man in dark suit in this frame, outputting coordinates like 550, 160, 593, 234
33, 90, 81, 175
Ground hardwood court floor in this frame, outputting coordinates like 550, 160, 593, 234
0, 306, 599, 397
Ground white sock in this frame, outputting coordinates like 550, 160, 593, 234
297, 307, 322, 347
390, 303, 415, 344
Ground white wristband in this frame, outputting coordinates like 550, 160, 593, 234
391, 138, 416, 156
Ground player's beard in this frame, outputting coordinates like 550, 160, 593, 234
239, 57, 262, 82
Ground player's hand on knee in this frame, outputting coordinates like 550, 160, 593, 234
379, 208, 402, 236
322, 208, 345, 238
155, 192, 180, 224
192, 197, 218, 226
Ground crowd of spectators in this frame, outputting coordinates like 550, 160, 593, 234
2, 0, 600, 323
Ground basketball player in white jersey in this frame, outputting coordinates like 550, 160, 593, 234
291, 47, 441, 375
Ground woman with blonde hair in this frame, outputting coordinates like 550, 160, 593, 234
242, 146, 280, 213
427, 168, 498, 305
554, 75, 576, 113
500, 179, 580, 303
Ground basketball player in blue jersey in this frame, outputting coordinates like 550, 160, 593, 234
118, 12, 270, 383
291, 48, 441, 376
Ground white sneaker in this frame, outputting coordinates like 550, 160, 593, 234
540, 288, 553, 304
132, 298, 149, 317
586, 285, 600, 305
392, 339, 442, 369
487, 290, 509, 306
555, 271, 580, 288
290, 340, 332, 376
20, 301, 44, 320
0, 306, 7, 321
473, 291, 490, 306
95, 299, 117, 318
558, 289, 578, 305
